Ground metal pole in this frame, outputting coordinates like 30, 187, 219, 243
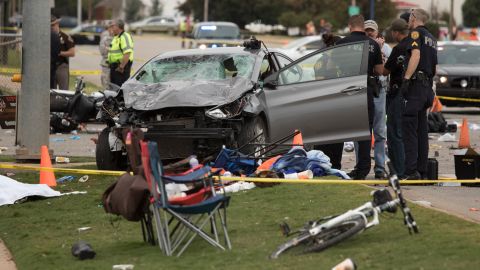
370, 0, 374, 20
203, 0, 209, 22
77, 0, 82, 26
449, 0, 454, 40
16, 0, 50, 160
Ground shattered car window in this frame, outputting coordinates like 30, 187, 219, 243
136, 54, 256, 84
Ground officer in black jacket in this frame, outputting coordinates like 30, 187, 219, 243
400, 9, 437, 179
336, 15, 383, 179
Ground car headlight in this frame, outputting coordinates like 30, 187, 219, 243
205, 96, 249, 120
199, 44, 207, 49
211, 44, 218, 48
460, 79, 468, 88
439, 76, 448, 84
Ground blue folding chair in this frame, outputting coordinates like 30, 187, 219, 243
141, 140, 231, 256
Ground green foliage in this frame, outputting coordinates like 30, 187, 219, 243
1, 170, 480, 269
462, 0, 480, 27
150, 0, 163, 17
425, 22, 440, 39
125, 0, 145, 22
278, 11, 310, 28
52, 0, 102, 18
357, 0, 397, 31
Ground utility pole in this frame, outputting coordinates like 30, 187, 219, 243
16, 0, 50, 160
203, 0, 209, 22
449, 0, 455, 40
77, 0, 82, 26
369, 0, 375, 20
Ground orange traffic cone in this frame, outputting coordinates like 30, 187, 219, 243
292, 130, 303, 147
40, 145, 56, 187
431, 96, 443, 113
458, 118, 471, 149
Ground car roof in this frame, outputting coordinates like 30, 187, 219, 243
438, 41, 480, 46
152, 46, 286, 60
194, 21, 239, 27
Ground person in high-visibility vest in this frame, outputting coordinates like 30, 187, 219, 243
108, 19, 134, 87
179, 19, 187, 48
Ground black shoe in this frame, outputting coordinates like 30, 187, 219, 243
402, 171, 422, 180
374, 170, 388, 179
348, 170, 367, 180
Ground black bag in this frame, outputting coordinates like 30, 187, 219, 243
426, 158, 438, 180
102, 173, 150, 221
428, 112, 447, 133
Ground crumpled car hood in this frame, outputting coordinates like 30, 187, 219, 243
121, 77, 254, 111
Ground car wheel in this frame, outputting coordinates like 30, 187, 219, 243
95, 127, 127, 170
136, 28, 143, 35
237, 116, 269, 157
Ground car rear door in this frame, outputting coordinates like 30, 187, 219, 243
263, 40, 370, 145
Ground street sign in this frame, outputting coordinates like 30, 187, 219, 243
348, 5, 360, 16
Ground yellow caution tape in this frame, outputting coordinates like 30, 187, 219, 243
437, 95, 480, 103
1, 163, 479, 184
0, 67, 102, 76
0, 163, 126, 176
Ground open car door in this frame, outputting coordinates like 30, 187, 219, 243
263, 40, 370, 145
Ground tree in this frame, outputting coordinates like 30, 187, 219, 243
150, 0, 163, 17
125, 0, 144, 22
462, 0, 480, 27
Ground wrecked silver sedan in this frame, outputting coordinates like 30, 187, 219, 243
95, 40, 370, 170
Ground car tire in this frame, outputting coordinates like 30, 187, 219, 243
237, 116, 269, 157
95, 127, 127, 170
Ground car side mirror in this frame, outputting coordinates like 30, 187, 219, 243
263, 73, 278, 89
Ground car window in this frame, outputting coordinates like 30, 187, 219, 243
136, 54, 256, 84
304, 40, 325, 50
278, 42, 365, 85
438, 45, 480, 64
83, 26, 96, 33
275, 53, 292, 69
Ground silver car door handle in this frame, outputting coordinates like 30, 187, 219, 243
341, 86, 365, 94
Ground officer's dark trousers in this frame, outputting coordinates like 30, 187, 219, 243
110, 61, 132, 87
355, 86, 375, 175
386, 90, 405, 176
403, 80, 429, 176
314, 143, 343, 170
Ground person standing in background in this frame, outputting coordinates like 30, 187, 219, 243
108, 19, 134, 87
51, 15, 75, 90
99, 21, 114, 89
364, 20, 391, 179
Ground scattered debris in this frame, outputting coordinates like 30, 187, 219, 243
71, 240, 96, 260
0, 147, 8, 153
438, 133, 456, 142
112, 265, 134, 270
77, 227, 92, 232
469, 208, 479, 212
79, 175, 89, 182
51, 138, 66, 142
332, 258, 357, 270
70, 135, 81, 140
55, 156, 70, 163
412, 200, 432, 207
56, 176, 75, 183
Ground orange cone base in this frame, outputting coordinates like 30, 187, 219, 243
40, 145, 56, 187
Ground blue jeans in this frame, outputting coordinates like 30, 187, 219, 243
373, 87, 387, 174
386, 90, 405, 176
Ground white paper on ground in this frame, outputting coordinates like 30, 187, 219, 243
0, 175, 61, 206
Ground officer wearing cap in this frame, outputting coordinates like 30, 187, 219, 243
336, 15, 383, 179
108, 19, 134, 87
401, 9, 437, 179
382, 19, 411, 177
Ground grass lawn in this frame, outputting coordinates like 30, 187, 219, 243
1, 168, 480, 270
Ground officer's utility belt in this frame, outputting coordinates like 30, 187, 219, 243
367, 76, 380, 98
411, 71, 432, 87
109, 61, 132, 68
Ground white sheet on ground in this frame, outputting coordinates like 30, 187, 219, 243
0, 175, 61, 206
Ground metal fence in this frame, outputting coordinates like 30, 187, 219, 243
0, 32, 22, 95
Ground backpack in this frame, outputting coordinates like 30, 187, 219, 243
102, 173, 149, 222
428, 112, 447, 133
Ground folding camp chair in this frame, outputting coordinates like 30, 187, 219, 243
140, 140, 231, 256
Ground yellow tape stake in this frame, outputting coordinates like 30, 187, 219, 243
437, 96, 480, 103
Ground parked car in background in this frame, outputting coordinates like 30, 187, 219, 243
276, 35, 325, 60
95, 38, 370, 170
59, 16, 78, 29
69, 24, 105, 45
129, 16, 178, 35
435, 41, 480, 107
188, 22, 242, 49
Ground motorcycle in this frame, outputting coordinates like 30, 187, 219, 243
49, 78, 119, 133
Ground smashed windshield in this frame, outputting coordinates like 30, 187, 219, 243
195, 25, 240, 39
136, 54, 256, 84
438, 45, 480, 64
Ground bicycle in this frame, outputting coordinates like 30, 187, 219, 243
270, 162, 419, 259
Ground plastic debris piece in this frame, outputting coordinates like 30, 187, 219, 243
70, 135, 81, 140
438, 133, 456, 142
112, 265, 134, 270
343, 141, 354, 152
61, 191, 88, 196
57, 175, 75, 183
79, 175, 89, 182
77, 227, 92, 232
51, 138, 66, 142
469, 208, 479, 212
56, 156, 70, 163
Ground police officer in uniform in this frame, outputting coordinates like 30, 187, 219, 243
336, 15, 384, 179
401, 9, 437, 179
108, 19, 134, 87
382, 19, 411, 177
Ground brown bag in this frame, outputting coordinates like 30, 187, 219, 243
102, 173, 150, 221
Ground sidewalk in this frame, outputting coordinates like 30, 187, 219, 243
0, 239, 16, 270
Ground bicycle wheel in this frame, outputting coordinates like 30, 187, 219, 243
303, 216, 366, 254
270, 231, 314, 259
